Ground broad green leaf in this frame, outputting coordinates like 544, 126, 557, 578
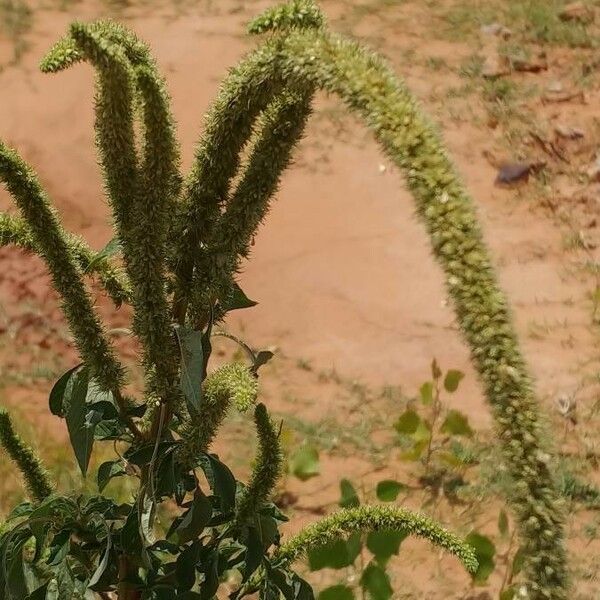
220, 281, 258, 313
289, 445, 320, 481
511, 546, 526, 577
399, 439, 428, 461
440, 410, 473, 437
5, 529, 30, 598
345, 532, 362, 564
308, 534, 361, 571
394, 409, 421, 435
174, 324, 204, 417
443, 369, 464, 393
175, 491, 212, 544
64, 368, 95, 475
199, 550, 219, 600
366, 529, 407, 565
46, 529, 70, 566
49, 364, 82, 417
88, 529, 111, 589
267, 567, 314, 600
97, 460, 126, 493
376, 480, 407, 502
243, 527, 263, 581
412, 419, 431, 443
319, 585, 354, 600
199, 453, 237, 512
27, 583, 49, 599
465, 532, 496, 585
360, 561, 392, 600
176, 541, 201, 591
419, 381, 433, 405
253, 349, 275, 374
339, 479, 360, 508
498, 510, 509, 537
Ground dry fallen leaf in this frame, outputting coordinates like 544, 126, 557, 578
495, 161, 546, 186
513, 53, 548, 73
554, 124, 585, 140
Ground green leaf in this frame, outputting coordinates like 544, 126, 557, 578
253, 350, 275, 374
199, 550, 219, 600
27, 583, 49, 599
394, 409, 421, 435
375, 480, 406, 502
174, 324, 204, 417
176, 541, 200, 591
88, 529, 111, 590
339, 479, 360, 508
511, 546, 526, 577
499, 586, 517, 600
443, 369, 464, 393
366, 530, 407, 565
440, 410, 473, 437
267, 567, 314, 600
360, 561, 392, 600
5, 529, 30, 599
97, 460, 126, 493
318, 585, 354, 600
498, 509, 509, 537
399, 439, 428, 461
174, 491, 212, 544
64, 368, 95, 475
345, 532, 362, 564
242, 527, 263, 581
289, 445, 320, 481
308, 533, 361, 571
199, 453, 237, 512
46, 529, 70, 566
419, 381, 433, 405
85, 236, 122, 273
49, 364, 82, 417
465, 532, 496, 585
220, 281, 258, 313
412, 419, 431, 442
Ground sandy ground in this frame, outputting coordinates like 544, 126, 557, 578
1, 0, 600, 597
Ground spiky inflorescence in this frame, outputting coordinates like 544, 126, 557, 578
247, 0, 326, 34
235, 403, 282, 526
0, 143, 123, 392
172, 7, 323, 326
0, 212, 131, 307
0, 4, 567, 596
173, 12, 567, 597
189, 89, 314, 323
274, 505, 478, 575
0, 408, 53, 502
178, 363, 258, 465
42, 22, 180, 409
